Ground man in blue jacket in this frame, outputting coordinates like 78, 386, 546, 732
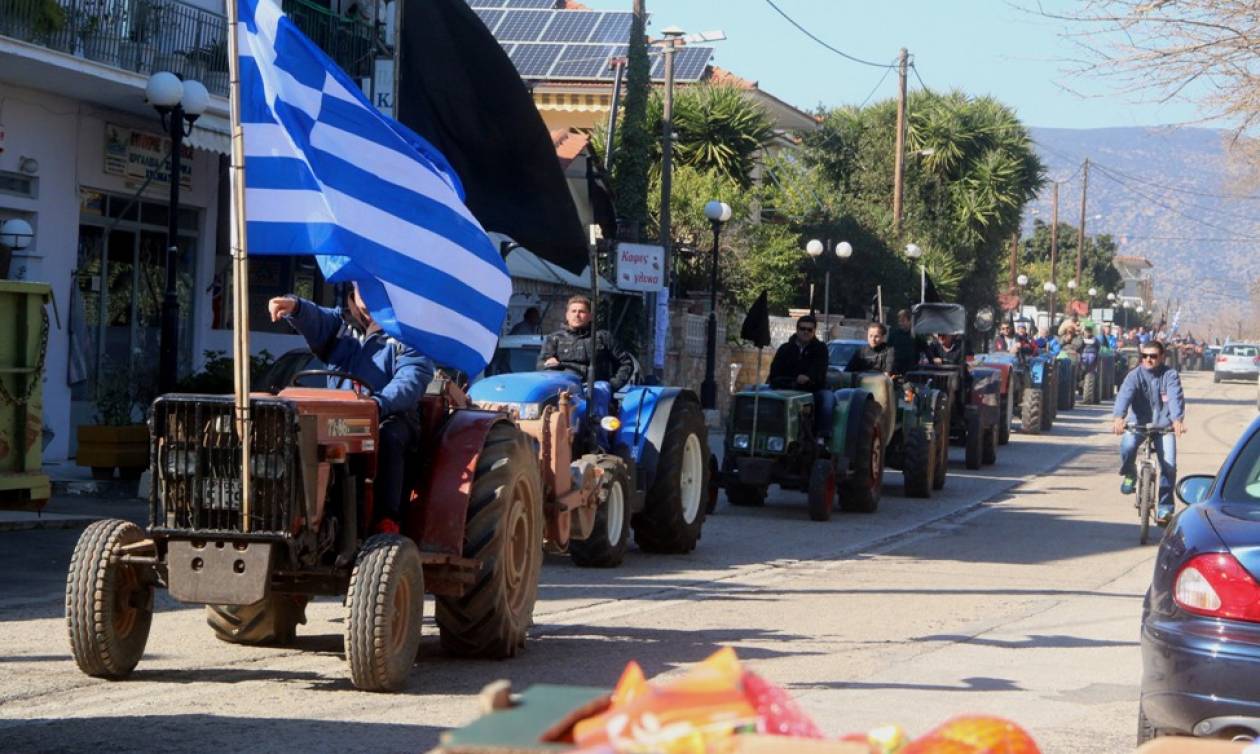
269, 285, 435, 534
1112, 340, 1186, 524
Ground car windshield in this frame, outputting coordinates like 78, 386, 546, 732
1221, 426, 1260, 502
828, 342, 862, 368
1224, 345, 1258, 357
487, 346, 541, 376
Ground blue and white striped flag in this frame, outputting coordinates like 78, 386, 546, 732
237, 0, 509, 375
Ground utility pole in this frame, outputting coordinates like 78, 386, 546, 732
1008, 234, 1018, 290
1049, 182, 1059, 325
891, 47, 908, 236
654, 22, 682, 376
1076, 158, 1089, 288
603, 57, 626, 167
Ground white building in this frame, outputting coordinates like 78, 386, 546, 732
0, 0, 379, 462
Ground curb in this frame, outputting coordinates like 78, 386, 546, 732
0, 515, 98, 533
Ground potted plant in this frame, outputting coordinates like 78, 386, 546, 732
0, 0, 67, 45
78, 1, 118, 66
76, 362, 149, 480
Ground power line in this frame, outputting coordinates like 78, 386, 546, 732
1090, 160, 1260, 202
1092, 167, 1255, 239
858, 62, 897, 107
1092, 163, 1260, 228
909, 62, 930, 92
762, 0, 898, 69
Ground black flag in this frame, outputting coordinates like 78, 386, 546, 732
740, 290, 771, 348
923, 273, 944, 304
395, 0, 589, 273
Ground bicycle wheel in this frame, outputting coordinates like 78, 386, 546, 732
1138, 463, 1156, 545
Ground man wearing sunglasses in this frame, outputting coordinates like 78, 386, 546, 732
769, 314, 833, 441
1113, 340, 1186, 524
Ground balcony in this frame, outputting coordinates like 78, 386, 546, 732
0, 0, 377, 97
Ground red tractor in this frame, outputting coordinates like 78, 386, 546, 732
66, 372, 545, 692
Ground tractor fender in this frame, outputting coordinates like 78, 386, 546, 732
616, 387, 696, 494
408, 409, 512, 557
829, 388, 872, 460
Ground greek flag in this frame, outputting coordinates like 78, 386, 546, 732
237, 0, 509, 375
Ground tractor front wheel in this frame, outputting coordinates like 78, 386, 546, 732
436, 423, 542, 658
982, 424, 998, 466
570, 459, 632, 568
66, 519, 153, 679
207, 595, 309, 646
1082, 371, 1098, 405
932, 401, 949, 491
807, 459, 836, 521
902, 425, 933, 498
964, 413, 982, 470
839, 400, 883, 513
1021, 389, 1043, 435
345, 534, 424, 692
634, 401, 709, 553
998, 391, 1012, 445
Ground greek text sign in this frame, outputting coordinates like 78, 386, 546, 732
104, 123, 193, 191
616, 242, 664, 292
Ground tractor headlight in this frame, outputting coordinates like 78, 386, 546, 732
516, 402, 543, 420
767, 436, 786, 452
733, 434, 750, 449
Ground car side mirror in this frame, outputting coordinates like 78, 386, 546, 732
1176, 474, 1214, 506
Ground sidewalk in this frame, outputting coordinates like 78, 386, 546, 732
0, 494, 146, 532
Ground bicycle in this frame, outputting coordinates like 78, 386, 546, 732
1127, 424, 1169, 545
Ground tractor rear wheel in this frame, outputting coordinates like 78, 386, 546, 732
634, 401, 708, 553
207, 594, 309, 646
931, 401, 948, 491
570, 459, 632, 568
982, 424, 998, 465
902, 425, 933, 499
839, 400, 883, 513
1082, 371, 1098, 405
807, 459, 836, 521
1021, 389, 1043, 435
726, 483, 767, 507
436, 423, 542, 658
998, 391, 1012, 445
66, 519, 153, 679
964, 413, 982, 470
345, 534, 424, 692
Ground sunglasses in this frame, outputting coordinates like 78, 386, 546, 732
798, 326, 815, 333
1140, 353, 1160, 360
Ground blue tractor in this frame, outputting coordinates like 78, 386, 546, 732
468, 370, 709, 568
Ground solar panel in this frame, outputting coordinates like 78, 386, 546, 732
473, 8, 505, 33
551, 43, 615, 78
499, 41, 516, 58
510, 43, 564, 76
589, 12, 633, 44
540, 11, 599, 43
501, 0, 556, 8
671, 46, 713, 82
465, 0, 506, 7
497, 9, 555, 42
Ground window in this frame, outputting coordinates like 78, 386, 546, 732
1224, 345, 1258, 357
0, 170, 37, 199
1222, 428, 1260, 503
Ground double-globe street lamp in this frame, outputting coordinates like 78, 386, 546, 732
700, 199, 732, 411
145, 71, 209, 395
1014, 274, 1029, 324
904, 243, 925, 303
805, 237, 853, 323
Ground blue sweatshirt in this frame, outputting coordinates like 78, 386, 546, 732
1113, 364, 1185, 429
284, 297, 434, 417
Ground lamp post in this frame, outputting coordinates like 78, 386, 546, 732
146, 71, 209, 395
1088, 287, 1097, 317
1015, 273, 1028, 323
1043, 281, 1057, 329
700, 200, 731, 410
905, 243, 924, 303
805, 238, 853, 323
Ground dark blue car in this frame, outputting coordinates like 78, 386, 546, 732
1139, 415, 1260, 744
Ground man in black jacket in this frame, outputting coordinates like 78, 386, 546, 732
538, 295, 635, 390
769, 314, 834, 440
849, 321, 895, 374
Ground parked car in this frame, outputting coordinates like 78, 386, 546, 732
1214, 343, 1260, 383
1139, 414, 1260, 743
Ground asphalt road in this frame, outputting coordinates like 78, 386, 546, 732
0, 371, 1253, 753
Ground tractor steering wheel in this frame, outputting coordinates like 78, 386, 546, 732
290, 369, 375, 398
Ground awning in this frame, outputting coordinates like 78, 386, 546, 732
187, 111, 231, 156
495, 238, 621, 293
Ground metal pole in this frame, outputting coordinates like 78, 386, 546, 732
920, 264, 925, 304
701, 220, 719, 409
226, 0, 253, 530
877, 285, 884, 324
604, 57, 625, 167
823, 268, 830, 324
655, 37, 677, 375
158, 108, 184, 395
1049, 182, 1059, 325
1077, 159, 1089, 287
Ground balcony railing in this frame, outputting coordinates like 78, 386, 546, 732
0, 0, 377, 97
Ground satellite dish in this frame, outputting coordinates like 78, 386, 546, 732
974, 306, 995, 333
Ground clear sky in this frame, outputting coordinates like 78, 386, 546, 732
576, 0, 1208, 130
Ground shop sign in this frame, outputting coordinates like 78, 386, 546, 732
103, 123, 193, 191
616, 242, 664, 292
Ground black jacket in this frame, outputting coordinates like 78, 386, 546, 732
928, 338, 966, 367
769, 337, 829, 391
538, 325, 634, 390
849, 343, 894, 374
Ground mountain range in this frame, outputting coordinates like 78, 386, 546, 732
1026, 126, 1259, 338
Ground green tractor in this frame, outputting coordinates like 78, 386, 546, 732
718, 378, 884, 521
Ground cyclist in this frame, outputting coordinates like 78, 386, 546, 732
1112, 340, 1186, 524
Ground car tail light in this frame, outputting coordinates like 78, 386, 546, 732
1218, 356, 1228, 363
1254, 356, 1260, 366
1174, 553, 1260, 622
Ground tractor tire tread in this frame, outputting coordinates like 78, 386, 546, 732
839, 400, 883, 513
66, 518, 152, 679
633, 401, 708, 553
345, 534, 424, 692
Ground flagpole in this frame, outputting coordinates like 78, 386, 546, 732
227, 0, 253, 531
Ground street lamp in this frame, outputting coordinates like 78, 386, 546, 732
905, 243, 924, 303
1014, 274, 1028, 323
805, 238, 853, 322
0, 217, 34, 278
147, 71, 208, 395
700, 199, 731, 410
1043, 281, 1057, 325
1087, 287, 1097, 315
